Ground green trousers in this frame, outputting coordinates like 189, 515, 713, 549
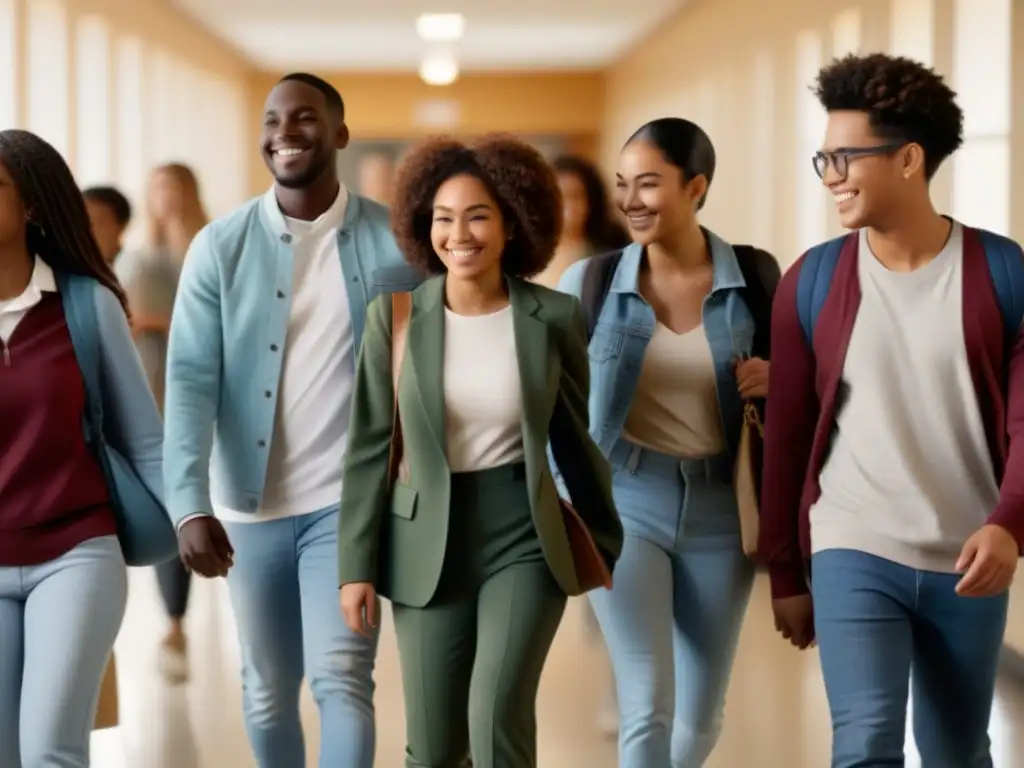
392, 462, 567, 768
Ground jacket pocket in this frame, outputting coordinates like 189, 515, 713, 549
389, 482, 418, 520
588, 325, 624, 363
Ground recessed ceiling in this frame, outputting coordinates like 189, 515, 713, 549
169, 0, 689, 71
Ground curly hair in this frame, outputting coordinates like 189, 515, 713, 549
814, 53, 963, 179
0, 129, 128, 313
391, 134, 563, 277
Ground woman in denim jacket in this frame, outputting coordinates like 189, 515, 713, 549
556, 118, 780, 768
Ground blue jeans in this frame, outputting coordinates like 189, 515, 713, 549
812, 548, 1008, 768
589, 440, 754, 768
224, 506, 379, 768
0, 535, 127, 768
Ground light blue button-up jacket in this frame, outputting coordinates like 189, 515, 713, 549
163, 191, 422, 524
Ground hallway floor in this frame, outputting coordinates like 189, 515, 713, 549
90, 569, 1024, 767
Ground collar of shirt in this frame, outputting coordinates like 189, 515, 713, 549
261, 184, 349, 244
0, 255, 57, 316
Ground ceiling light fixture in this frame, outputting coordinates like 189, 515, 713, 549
416, 13, 465, 42
419, 52, 460, 86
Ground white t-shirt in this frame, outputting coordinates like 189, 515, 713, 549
811, 222, 1000, 571
442, 305, 525, 472
214, 186, 354, 522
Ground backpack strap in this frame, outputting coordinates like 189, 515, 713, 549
976, 229, 1024, 339
581, 249, 625, 340
733, 245, 781, 360
795, 235, 849, 346
56, 273, 106, 446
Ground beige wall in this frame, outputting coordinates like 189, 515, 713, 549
247, 71, 605, 195
607, 0, 1024, 653
6, 0, 254, 226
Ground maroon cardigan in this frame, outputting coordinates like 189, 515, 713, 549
760, 228, 1024, 599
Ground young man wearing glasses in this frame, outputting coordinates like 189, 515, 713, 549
760, 52, 1024, 767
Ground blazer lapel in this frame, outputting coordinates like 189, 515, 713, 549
510, 279, 555, 503
407, 278, 447, 459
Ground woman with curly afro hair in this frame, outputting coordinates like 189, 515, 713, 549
337, 134, 623, 767
762, 53, 1020, 767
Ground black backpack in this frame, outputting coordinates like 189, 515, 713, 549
580, 240, 781, 360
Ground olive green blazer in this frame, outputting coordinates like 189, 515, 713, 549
337, 275, 622, 607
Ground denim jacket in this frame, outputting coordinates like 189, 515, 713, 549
555, 230, 756, 466
163, 191, 423, 524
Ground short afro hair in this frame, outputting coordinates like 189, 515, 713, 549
814, 53, 963, 179
279, 72, 344, 120
390, 134, 562, 278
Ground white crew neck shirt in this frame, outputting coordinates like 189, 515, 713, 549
214, 186, 353, 522
442, 305, 525, 472
811, 222, 999, 571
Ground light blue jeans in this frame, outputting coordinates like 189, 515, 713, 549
223, 506, 379, 768
589, 440, 754, 768
0, 535, 127, 768
812, 548, 1007, 768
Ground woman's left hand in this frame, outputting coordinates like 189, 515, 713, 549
736, 357, 769, 399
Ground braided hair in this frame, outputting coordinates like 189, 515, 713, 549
0, 129, 128, 314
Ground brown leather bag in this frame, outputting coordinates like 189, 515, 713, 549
388, 292, 413, 486
388, 292, 610, 592
559, 499, 613, 592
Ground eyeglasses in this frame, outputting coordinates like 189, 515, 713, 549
812, 143, 905, 181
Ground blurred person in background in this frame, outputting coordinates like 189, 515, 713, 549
163, 73, 423, 768
536, 153, 628, 736
117, 162, 208, 684
0, 129, 164, 768
557, 118, 779, 768
83, 185, 132, 265
532, 154, 628, 289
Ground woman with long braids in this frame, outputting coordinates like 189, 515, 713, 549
0, 129, 165, 766
116, 162, 208, 683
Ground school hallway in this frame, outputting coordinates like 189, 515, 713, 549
90, 569, 1024, 767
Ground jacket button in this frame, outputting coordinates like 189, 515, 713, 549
280, 233, 292, 244
264, 390, 272, 398
270, 344, 279, 351
258, 439, 266, 447
276, 290, 285, 299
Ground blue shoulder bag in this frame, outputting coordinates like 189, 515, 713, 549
58, 273, 178, 567
796, 229, 1024, 346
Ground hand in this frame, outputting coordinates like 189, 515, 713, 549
772, 594, 815, 650
177, 515, 234, 578
340, 582, 378, 636
735, 357, 770, 399
955, 524, 1019, 597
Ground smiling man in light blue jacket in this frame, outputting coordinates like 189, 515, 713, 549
163, 73, 422, 768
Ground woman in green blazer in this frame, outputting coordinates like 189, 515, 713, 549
337, 135, 623, 768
